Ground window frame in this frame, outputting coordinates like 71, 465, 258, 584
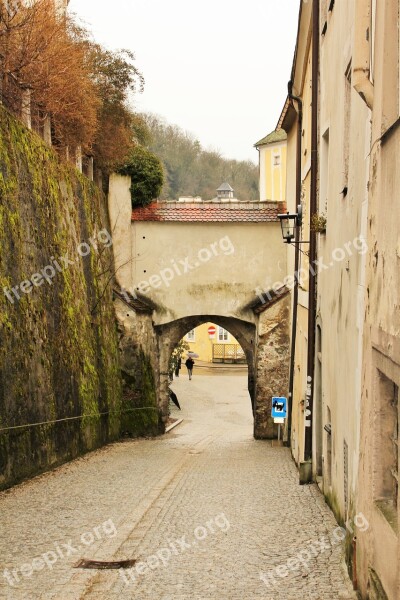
186, 329, 195, 342
218, 327, 229, 342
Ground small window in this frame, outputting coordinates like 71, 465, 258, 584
186, 329, 195, 342
273, 154, 281, 166
218, 327, 229, 342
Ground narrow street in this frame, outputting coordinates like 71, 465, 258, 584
1, 374, 354, 600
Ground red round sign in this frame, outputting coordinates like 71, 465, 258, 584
208, 326, 216, 335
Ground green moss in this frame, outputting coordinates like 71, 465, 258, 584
120, 348, 159, 437
0, 105, 125, 490
324, 488, 342, 525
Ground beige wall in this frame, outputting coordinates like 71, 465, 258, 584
317, 0, 370, 526
286, 0, 399, 597
109, 175, 287, 327
287, 0, 370, 514
108, 174, 134, 289
356, 0, 400, 597
131, 220, 285, 326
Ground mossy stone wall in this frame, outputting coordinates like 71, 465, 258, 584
114, 298, 161, 437
0, 107, 122, 489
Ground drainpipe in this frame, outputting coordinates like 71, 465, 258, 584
303, 0, 319, 468
287, 81, 303, 448
353, 0, 374, 110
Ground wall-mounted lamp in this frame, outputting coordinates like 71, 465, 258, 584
278, 205, 303, 244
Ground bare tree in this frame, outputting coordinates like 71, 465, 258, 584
0, 1, 145, 167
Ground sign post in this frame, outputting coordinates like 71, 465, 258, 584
271, 397, 288, 442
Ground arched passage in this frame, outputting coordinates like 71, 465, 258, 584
114, 288, 291, 441
156, 315, 257, 434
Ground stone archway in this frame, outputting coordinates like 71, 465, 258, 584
155, 296, 291, 440
156, 315, 257, 432
114, 288, 291, 442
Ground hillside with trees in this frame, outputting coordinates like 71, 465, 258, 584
143, 114, 259, 201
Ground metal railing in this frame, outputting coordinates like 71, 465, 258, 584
212, 344, 246, 364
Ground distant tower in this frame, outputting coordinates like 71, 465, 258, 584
216, 182, 235, 201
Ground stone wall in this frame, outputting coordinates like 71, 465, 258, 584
0, 107, 122, 489
254, 293, 291, 439
114, 298, 161, 436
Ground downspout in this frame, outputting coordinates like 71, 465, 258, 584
287, 81, 303, 449
353, 0, 374, 110
303, 0, 319, 468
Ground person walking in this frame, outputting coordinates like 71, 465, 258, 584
185, 356, 194, 380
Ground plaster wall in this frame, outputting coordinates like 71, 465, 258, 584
259, 141, 287, 202
356, 1, 400, 596
108, 174, 287, 327
131, 220, 286, 325
109, 175, 286, 325
317, 0, 370, 528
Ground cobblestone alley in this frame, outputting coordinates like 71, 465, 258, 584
0, 374, 356, 600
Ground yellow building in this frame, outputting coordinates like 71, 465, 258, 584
184, 323, 245, 363
254, 129, 287, 202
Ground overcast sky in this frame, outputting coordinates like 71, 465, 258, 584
70, 0, 300, 163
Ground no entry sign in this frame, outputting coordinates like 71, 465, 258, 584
208, 326, 216, 336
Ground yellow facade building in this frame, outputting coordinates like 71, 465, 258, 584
254, 129, 287, 202
184, 323, 245, 363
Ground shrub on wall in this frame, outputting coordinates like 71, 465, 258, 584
119, 145, 164, 207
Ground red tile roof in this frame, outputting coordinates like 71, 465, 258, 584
132, 202, 285, 223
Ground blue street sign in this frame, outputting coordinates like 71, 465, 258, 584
271, 397, 288, 419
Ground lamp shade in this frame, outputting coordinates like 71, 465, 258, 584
278, 212, 298, 243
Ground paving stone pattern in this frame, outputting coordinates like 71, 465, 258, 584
0, 374, 356, 599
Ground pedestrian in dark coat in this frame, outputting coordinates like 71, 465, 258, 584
185, 357, 194, 380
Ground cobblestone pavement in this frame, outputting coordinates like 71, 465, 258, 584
0, 374, 356, 600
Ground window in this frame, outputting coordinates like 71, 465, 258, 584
186, 329, 195, 342
273, 154, 281, 166
218, 327, 229, 342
